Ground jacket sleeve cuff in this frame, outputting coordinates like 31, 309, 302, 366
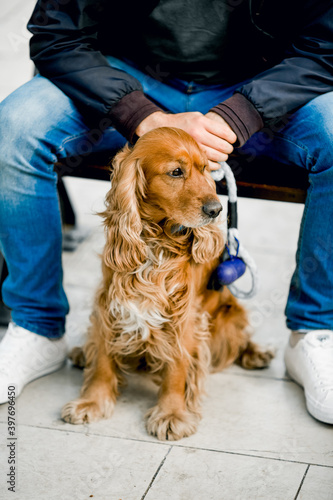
209, 93, 264, 147
108, 91, 163, 143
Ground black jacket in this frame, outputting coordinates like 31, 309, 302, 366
28, 0, 333, 146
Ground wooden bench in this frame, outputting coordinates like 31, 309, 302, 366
0, 152, 309, 325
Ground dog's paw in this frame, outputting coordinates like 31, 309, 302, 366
61, 398, 114, 424
239, 341, 275, 369
68, 346, 86, 368
145, 405, 199, 441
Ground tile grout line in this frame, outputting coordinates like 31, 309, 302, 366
2, 421, 332, 469
140, 446, 172, 500
224, 371, 292, 382
294, 464, 310, 500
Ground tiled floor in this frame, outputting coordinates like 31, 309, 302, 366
1, 2, 332, 499
1, 179, 332, 499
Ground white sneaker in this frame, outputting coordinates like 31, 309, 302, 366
0, 322, 68, 404
284, 330, 333, 424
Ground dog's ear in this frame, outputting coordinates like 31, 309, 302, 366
101, 144, 147, 272
191, 223, 225, 263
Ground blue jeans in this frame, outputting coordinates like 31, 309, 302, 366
0, 56, 333, 337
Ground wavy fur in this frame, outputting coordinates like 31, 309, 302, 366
62, 127, 273, 439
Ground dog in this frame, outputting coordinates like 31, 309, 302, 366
62, 127, 273, 440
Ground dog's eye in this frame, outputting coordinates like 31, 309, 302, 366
169, 168, 184, 177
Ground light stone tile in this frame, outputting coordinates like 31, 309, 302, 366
298, 465, 333, 500
62, 226, 104, 289
60, 183, 106, 294
0, 423, 169, 500
0, 366, 157, 440
181, 373, 333, 467
236, 197, 304, 254
246, 250, 295, 320
63, 177, 110, 230
227, 313, 291, 381
1, 364, 331, 467
64, 285, 95, 350
145, 446, 307, 500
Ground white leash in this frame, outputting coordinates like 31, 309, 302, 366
211, 162, 259, 299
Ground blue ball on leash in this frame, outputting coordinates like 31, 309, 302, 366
207, 251, 247, 291
216, 256, 246, 286
215, 237, 246, 287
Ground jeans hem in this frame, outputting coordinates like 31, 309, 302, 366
286, 318, 333, 332
11, 317, 65, 339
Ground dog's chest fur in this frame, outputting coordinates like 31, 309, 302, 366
109, 298, 169, 341
109, 250, 191, 345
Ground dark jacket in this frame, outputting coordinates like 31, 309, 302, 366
28, 0, 333, 146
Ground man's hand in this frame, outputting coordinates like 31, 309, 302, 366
135, 110, 237, 170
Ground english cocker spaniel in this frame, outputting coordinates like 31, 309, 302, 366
62, 127, 273, 440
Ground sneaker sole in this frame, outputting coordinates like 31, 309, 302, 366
305, 391, 333, 425
285, 352, 333, 425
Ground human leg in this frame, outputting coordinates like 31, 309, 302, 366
0, 75, 126, 338
238, 92, 333, 424
239, 92, 333, 331
0, 74, 127, 402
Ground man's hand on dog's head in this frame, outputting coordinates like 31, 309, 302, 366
135, 111, 237, 171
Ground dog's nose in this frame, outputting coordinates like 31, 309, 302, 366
202, 200, 222, 218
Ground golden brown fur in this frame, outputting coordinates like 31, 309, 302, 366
62, 127, 273, 440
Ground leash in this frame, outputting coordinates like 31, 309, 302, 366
209, 162, 259, 299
